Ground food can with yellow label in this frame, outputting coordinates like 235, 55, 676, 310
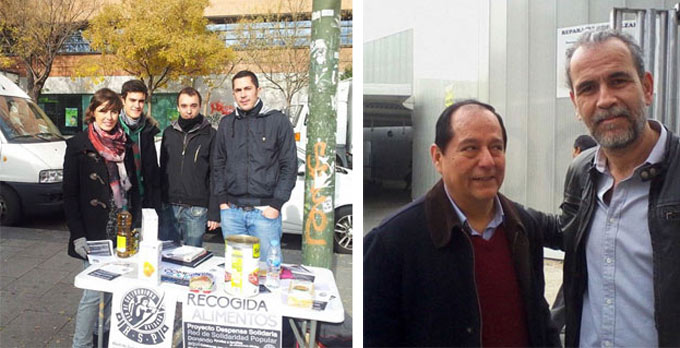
224, 235, 260, 297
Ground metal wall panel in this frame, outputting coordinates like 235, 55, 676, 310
363, 30, 413, 85
411, 79, 483, 197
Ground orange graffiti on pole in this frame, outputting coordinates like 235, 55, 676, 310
304, 141, 330, 246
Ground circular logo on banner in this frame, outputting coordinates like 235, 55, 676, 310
115, 287, 169, 345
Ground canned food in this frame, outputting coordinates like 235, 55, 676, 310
224, 235, 260, 297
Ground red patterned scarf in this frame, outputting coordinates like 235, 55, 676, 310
87, 123, 131, 209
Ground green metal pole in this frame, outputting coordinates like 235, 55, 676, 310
302, 0, 341, 268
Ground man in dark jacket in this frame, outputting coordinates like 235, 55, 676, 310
212, 70, 297, 261
119, 80, 161, 213
558, 28, 680, 347
159, 87, 219, 246
364, 100, 560, 347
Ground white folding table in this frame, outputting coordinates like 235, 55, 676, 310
73, 255, 345, 347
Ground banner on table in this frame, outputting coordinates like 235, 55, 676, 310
110, 285, 177, 348
182, 292, 282, 348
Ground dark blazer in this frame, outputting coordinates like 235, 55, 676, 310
63, 129, 140, 260
363, 180, 560, 347
138, 122, 161, 212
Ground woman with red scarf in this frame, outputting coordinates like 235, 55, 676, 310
63, 88, 140, 348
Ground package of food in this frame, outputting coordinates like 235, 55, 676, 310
224, 235, 260, 297
287, 279, 314, 309
138, 240, 162, 284
189, 273, 215, 293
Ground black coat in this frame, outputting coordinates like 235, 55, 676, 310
137, 122, 161, 211
559, 124, 680, 347
63, 130, 140, 260
212, 100, 297, 211
160, 117, 218, 221
363, 180, 560, 347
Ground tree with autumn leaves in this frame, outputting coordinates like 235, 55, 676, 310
77, 0, 235, 117
0, 0, 98, 101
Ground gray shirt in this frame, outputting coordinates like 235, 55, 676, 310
580, 121, 666, 347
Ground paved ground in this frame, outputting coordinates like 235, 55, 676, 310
0, 216, 351, 347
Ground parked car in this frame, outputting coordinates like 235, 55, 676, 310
154, 140, 353, 254
281, 147, 353, 254
0, 75, 66, 225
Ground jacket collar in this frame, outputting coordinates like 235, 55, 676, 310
171, 114, 210, 133
424, 179, 526, 249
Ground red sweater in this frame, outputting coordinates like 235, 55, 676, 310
471, 225, 530, 347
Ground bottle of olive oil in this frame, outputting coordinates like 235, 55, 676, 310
116, 210, 132, 258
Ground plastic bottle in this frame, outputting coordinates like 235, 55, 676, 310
265, 239, 282, 289
116, 210, 132, 258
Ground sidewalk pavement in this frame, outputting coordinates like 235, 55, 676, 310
0, 226, 352, 347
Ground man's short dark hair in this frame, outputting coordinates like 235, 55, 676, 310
573, 134, 597, 151
121, 79, 148, 99
434, 99, 507, 153
565, 29, 645, 91
232, 70, 259, 89
176, 86, 202, 106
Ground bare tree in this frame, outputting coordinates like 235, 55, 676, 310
236, 0, 311, 114
0, 0, 97, 101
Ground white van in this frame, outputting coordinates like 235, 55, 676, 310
0, 75, 66, 225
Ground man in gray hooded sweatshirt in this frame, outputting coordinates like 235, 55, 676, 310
159, 86, 219, 246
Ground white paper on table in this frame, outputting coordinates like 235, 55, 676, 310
99, 263, 135, 275
86, 240, 116, 264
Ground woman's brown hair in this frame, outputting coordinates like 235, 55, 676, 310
84, 88, 123, 124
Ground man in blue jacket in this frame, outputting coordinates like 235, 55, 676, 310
212, 70, 297, 261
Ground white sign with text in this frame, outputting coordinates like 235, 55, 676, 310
556, 21, 637, 98
182, 292, 282, 348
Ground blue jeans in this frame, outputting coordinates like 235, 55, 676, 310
220, 207, 282, 262
73, 262, 111, 348
159, 204, 208, 247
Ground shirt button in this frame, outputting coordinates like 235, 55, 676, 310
606, 258, 612, 264
609, 217, 615, 223
604, 340, 612, 347
606, 298, 613, 305
466, 327, 473, 334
